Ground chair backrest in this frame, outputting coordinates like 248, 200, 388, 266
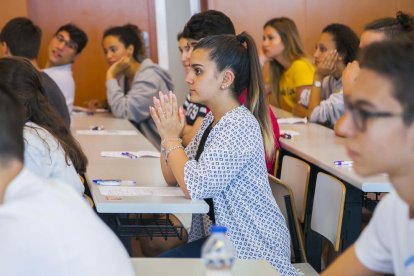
311, 172, 346, 251
134, 119, 161, 151
268, 174, 307, 263
272, 148, 280, 176
280, 155, 310, 223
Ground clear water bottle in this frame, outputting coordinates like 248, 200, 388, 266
201, 225, 236, 276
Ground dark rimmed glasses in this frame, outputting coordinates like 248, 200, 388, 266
54, 34, 78, 51
346, 101, 407, 131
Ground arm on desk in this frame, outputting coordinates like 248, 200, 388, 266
334, 115, 347, 137
292, 85, 313, 117
321, 245, 380, 276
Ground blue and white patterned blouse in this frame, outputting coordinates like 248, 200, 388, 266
184, 106, 296, 275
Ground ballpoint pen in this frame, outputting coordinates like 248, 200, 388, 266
280, 133, 292, 139
121, 152, 139, 159
333, 160, 353, 166
93, 179, 136, 185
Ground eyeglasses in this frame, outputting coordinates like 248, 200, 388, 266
346, 101, 406, 131
54, 34, 78, 51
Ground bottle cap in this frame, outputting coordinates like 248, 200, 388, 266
210, 225, 227, 233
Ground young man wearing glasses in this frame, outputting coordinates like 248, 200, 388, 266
322, 35, 414, 275
44, 24, 88, 112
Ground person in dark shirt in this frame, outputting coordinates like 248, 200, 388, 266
0, 17, 70, 127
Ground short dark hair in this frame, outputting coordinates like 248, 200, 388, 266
322, 23, 360, 64
364, 11, 414, 39
182, 10, 235, 40
0, 17, 41, 59
103, 24, 145, 62
55, 23, 88, 54
0, 85, 25, 164
177, 31, 183, 41
359, 33, 414, 125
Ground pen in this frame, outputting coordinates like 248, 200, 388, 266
93, 179, 122, 185
334, 160, 353, 166
122, 152, 139, 159
281, 133, 292, 139
90, 125, 104, 131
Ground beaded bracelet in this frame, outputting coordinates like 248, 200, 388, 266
164, 145, 184, 165
161, 137, 182, 148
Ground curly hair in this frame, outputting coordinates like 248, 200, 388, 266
322, 23, 360, 64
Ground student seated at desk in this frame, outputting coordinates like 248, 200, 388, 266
44, 23, 88, 113
295, 23, 359, 127
0, 88, 134, 276
150, 32, 295, 275
0, 57, 87, 195
179, 10, 280, 172
322, 33, 414, 276
334, 11, 414, 136
262, 17, 315, 116
87, 24, 174, 138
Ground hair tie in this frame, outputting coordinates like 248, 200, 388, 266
236, 34, 246, 44
396, 11, 412, 30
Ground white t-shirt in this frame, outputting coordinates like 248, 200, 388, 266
24, 122, 84, 195
355, 190, 414, 275
0, 168, 134, 276
44, 64, 75, 112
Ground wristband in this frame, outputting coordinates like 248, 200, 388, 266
164, 145, 184, 165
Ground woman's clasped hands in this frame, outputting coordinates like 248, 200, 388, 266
150, 91, 185, 140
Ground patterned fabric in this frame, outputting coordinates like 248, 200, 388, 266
184, 106, 296, 275
183, 94, 208, 126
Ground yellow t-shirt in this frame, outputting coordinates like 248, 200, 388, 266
272, 58, 315, 112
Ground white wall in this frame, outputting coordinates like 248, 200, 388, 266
155, 0, 200, 105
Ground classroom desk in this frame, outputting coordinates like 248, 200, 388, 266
71, 113, 209, 214
279, 123, 391, 193
130, 258, 280, 276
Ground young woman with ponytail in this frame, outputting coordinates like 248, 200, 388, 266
87, 24, 174, 136
149, 32, 295, 275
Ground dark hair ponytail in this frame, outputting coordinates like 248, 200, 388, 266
195, 32, 275, 158
103, 23, 146, 62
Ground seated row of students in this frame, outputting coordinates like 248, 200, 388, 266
1, 10, 413, 276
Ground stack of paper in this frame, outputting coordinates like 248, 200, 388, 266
98, 186, 184, 197
277, 117, 307, 124
100, 151, 160, 159
76, 130, 138, 135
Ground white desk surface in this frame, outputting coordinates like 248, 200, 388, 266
71, 114, 209, 214
130, 258, 280, 276
270, 106, 392, 193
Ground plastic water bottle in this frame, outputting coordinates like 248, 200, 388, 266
201, 225, 236, 276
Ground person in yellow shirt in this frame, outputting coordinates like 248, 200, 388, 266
262, 17, 315, 115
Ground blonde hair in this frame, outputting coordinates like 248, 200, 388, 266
264, 17, 306, 106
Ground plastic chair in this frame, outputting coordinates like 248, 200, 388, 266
268, 174, 307, 263
272, 148, 280, 176
311, 172, 346, 252
134, 118, 161, 151
280, 155, 310, 223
